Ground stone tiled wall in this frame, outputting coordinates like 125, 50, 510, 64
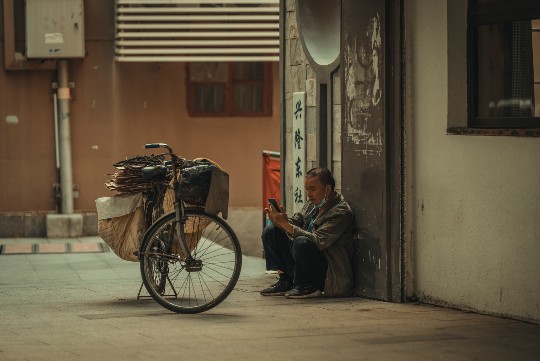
283, 1, 343, 210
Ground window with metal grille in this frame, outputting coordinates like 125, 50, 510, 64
115, 0, 279, 63
187, 62, 272, 117
469, 0, 540, 128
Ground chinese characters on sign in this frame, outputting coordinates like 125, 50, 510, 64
292, 92, 306, 213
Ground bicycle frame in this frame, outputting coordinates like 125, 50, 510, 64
143, 143, 193, 261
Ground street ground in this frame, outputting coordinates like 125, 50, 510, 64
0, 236, 539, 361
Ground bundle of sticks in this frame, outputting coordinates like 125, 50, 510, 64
105, 155, 167, 194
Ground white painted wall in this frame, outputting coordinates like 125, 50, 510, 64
408, 0, 540, 322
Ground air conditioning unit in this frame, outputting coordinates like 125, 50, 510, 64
25, 0, 85, 58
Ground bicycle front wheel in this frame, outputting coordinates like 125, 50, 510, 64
140, 209, 242, 314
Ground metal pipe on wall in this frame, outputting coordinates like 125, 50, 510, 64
53, 93, 60, 170
57, 60, 74, 214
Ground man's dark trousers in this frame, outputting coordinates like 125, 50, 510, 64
262, 224, 327, 290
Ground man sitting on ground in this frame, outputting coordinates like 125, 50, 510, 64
261, 167, 354, 299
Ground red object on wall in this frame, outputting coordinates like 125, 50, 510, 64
262, 151, 281, 210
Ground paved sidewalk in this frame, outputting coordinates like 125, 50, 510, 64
0, 236, 109, 255
0, 237, 539, 361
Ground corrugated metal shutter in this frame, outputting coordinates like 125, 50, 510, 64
115, 0, 279, 62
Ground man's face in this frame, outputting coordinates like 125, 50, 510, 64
305, 176, 328, 206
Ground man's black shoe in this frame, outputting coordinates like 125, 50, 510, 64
285, 285, 322, 299
260, 277, 294, 296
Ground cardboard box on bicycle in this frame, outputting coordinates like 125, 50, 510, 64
175, 160, 230, 219
161, 167, 229, 256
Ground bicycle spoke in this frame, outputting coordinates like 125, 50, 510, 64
197, 271, 214, 301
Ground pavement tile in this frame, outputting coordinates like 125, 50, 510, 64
0, 239, 109, 255
70, 243, 102, 253
38, 243, 67, 253
48, 238, 78, 243
2, 243, 34, 254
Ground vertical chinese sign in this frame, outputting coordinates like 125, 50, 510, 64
292, 92, 306, 213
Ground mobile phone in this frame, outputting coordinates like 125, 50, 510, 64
268, 198, 281, 213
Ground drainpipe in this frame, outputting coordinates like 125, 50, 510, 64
57, 60, 74, 214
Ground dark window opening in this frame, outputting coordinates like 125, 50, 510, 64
469, 0, 540, 128
187, 62, 272, 117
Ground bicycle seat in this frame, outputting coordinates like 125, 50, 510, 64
142, 165, 168, 181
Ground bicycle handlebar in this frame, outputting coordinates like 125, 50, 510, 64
145, 143, 165, 149
145, 143, 173, 153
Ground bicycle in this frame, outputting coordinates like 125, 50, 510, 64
135, 143, 242, 314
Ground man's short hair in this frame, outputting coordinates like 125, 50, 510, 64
306, 167, 335, 190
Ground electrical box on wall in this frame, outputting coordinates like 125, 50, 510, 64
25, 0, 85, 58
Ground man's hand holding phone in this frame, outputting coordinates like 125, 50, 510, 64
266, 198, 293, 235
268, 198, 281, 213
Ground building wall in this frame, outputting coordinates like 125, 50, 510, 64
282, 0, 540, 322
407, 0, 540, 322
0, 0, 280, 214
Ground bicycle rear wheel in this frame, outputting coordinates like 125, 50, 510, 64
140, 209, 242, 314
